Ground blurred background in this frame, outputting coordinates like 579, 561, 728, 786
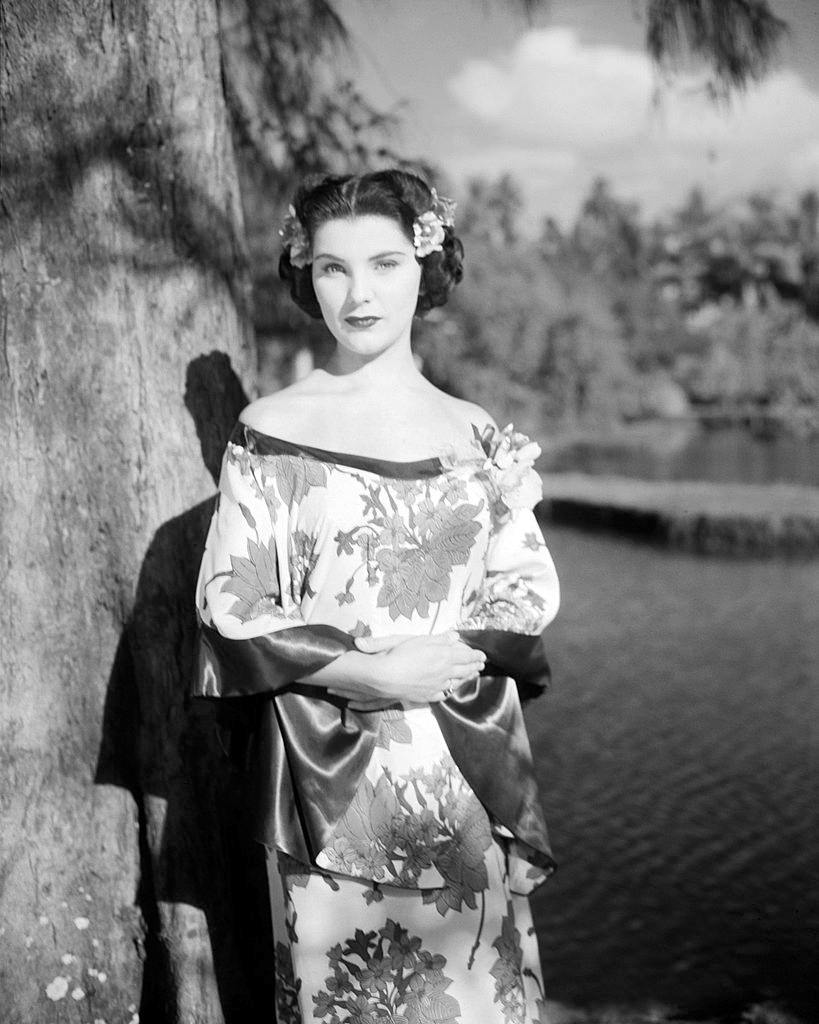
240, 0, 819, 1019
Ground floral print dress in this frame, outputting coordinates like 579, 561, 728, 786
195, 420, 560, 1024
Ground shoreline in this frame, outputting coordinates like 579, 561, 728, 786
537, 473, 819, 556
543, 1000, 808, 1024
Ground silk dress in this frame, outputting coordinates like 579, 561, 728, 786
194, 419, 560, 1024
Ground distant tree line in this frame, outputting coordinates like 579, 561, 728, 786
411, 175, 819, 440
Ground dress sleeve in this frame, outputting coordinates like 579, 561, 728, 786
458, 504, 559, 636
193, 434, 355, 698
456, 426, 560, 701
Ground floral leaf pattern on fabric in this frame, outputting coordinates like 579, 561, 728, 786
333, 471, 485, 622
313, 919, 462, 1024
374, 711, 413, 750
321, 758, 492, 912
274, 940, 302, 1023
274, 455, 328, 508
522, 966, 549, 1024
490, 902, 527, 1024
226, 443, 329, 517
219, 538, 281, 622
465, 572, 548, 635
289, 528, 320, 600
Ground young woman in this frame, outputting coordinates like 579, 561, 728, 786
194, 169, 560, 1023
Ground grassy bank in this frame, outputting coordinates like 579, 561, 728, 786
538, 474, 819, 556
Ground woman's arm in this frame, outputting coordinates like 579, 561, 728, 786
302, 631, 486, 707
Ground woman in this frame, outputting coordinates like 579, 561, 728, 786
194, 169, 560, 1023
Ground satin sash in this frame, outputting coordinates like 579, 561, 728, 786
196, 621, 357, 697
194, 622, 555, 870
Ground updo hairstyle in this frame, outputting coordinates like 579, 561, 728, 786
278, 169, 464, 319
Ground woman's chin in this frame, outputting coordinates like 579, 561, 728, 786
333, 326, 408, 359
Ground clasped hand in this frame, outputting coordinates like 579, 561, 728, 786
326, 631, 486, 711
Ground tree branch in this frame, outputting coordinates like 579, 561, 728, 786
646, 0, 789, 94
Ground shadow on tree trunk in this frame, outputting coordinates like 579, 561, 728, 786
96, 352, 275, 1023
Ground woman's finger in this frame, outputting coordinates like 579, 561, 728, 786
449, 647, 486, 666
447, 655, 486, 676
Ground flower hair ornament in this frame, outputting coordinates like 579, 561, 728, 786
279, 205, 311, 268
412, 188, 457, 258
278, 187, 457, 267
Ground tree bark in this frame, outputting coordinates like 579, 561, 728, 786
0, 1, 256, 1020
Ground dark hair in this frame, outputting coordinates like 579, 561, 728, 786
278, 169, 464, 319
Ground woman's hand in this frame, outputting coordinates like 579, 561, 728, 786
326, 631, 485, 710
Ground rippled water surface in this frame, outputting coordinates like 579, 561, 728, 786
526, 526, 819, 1017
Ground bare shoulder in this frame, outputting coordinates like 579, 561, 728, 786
238, 373, 327, 438
430, 389, 499, 437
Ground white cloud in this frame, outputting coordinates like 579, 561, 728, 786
445, 27, 819, 226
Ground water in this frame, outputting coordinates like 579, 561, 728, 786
549, 423, 819, 487
527, 526, 819, 1018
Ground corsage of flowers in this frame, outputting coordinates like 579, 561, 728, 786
470, 423, 543, 523
278, 188, 457, 267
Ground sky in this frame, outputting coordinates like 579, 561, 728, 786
335, 0, 819, 229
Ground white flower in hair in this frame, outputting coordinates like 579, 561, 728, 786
413, 211, 446, 257
412, 187, 457, 258
278, 205, 311, 268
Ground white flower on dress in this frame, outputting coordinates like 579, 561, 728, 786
444, 423, 542, 522
487, 424, 542, 511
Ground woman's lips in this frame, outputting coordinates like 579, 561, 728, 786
344, 315, 381, 328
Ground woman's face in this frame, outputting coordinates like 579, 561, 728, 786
311, 215, 422, 358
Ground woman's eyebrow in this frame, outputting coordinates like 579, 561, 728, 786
313, 250, 407, 262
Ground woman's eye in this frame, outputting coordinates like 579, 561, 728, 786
376, 260, 398, 270
321, 262, 345, 275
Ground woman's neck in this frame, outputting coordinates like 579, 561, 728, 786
322, 335, 421, 388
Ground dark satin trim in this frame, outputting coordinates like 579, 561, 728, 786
457, 629, 551, 704
195, 620, 380, 858
195, 621, 356, 697
271, 692, 381, 851
232, 421, 447, 479
433, 676, 555, 869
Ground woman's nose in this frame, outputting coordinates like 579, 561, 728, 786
348, 270, 374, 305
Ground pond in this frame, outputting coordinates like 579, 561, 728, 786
527, 525, 819, 1019
547, 423, 819, 487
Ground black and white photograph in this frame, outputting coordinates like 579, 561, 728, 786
1, 2, 817, 1022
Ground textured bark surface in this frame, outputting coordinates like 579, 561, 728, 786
0, 1, 257, 1020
